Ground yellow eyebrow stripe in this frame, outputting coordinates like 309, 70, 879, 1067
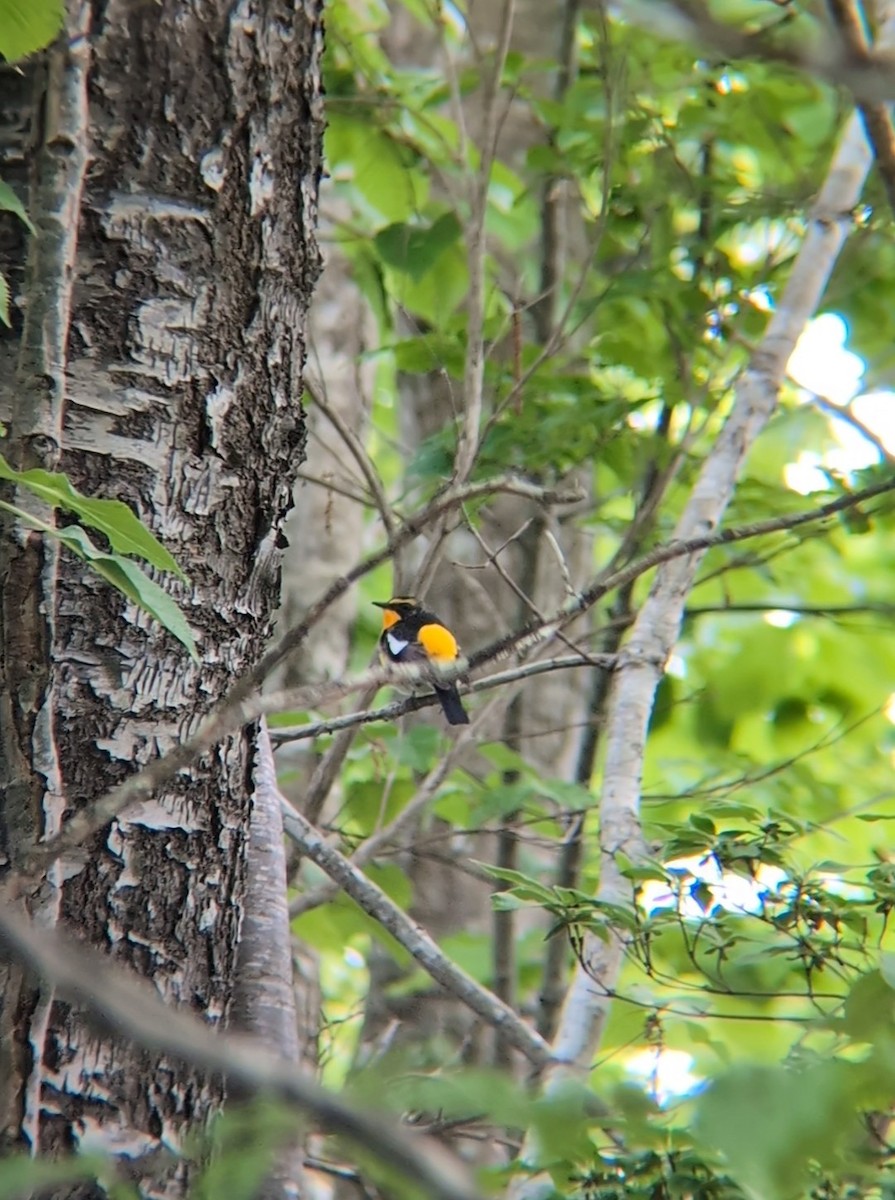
417, 622, 459, 662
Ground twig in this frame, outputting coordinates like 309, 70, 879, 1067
271, 655, 619, 746
307, 381, 396, 538
295, 470, 371, 506
464, 513, 590, 665
255, 472, 582, 688
532, 0, 582, 341
685, 600, 895, 618
454, 0, 517, 483
465, 473, 895, 673
412, 514, 454, 598
809, 391, 895, 465
303, 682, 380, 825
289, 702, 498, 918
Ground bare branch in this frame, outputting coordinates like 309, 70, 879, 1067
307, 381, 397, 538
232, 717, 304, 1200
685, 601, 895, 619
289, 701, 500, 918
467, 473, 895, 673
271, 655, 619, 746
252, 473, 582, 698
278, 801, 553, 1068
233, 718, 303, 1058
303, 682, 380, 825
810, 391, 895, 466
294, 470, 371, 506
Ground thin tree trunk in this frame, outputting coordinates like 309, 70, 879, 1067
232, 718, 304, 1200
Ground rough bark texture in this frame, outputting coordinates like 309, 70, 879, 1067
0, 0, 323, 1192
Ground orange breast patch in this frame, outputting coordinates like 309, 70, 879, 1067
417, 622, 459, 663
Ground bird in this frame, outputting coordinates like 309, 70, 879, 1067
373, 596, 470, 726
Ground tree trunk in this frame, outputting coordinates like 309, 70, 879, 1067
0, 0, 323, 1193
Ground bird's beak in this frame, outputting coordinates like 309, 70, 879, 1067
372, 600, 389, 609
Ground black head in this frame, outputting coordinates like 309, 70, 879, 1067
373, 597, 421, 617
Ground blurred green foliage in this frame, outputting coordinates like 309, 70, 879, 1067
307, 1, 895, 1197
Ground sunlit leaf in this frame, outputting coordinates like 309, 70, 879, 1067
0, 0, 63, 60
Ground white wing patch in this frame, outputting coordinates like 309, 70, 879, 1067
386, 631, 410, 656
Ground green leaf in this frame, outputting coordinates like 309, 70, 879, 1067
381, 240, 469, 328
476, 862, 547, 893
0, 179, 35, 233
472, 781, 535, 821
0, 0, 64, 61
193, 1101, 298, 1200
0, 271, 9, 327
842, 969, 895, 1039
530, 1084, 596, 1166
0, 1152, 102, 1197
479, 743, 531, 774
492, 891, 529, 911
0, 501, 198, 659
694, 1061, 871, 1200
689, 814, 716, 836
0, 455, 185, 576
366, 862, 413, 909
393, 723, 440, 770
79, 546, 198, 660
617, 859, 670, 884
536, 778, 594, 810
680, 1019, 731, 1062
325, 114, 428, 222
374, 212, 462, 281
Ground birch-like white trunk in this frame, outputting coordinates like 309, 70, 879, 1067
511, 5, 895, 1190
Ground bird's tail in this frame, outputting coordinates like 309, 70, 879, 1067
435, 684, 469, 726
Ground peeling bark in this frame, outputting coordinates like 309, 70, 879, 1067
0, 0, 323, 1191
